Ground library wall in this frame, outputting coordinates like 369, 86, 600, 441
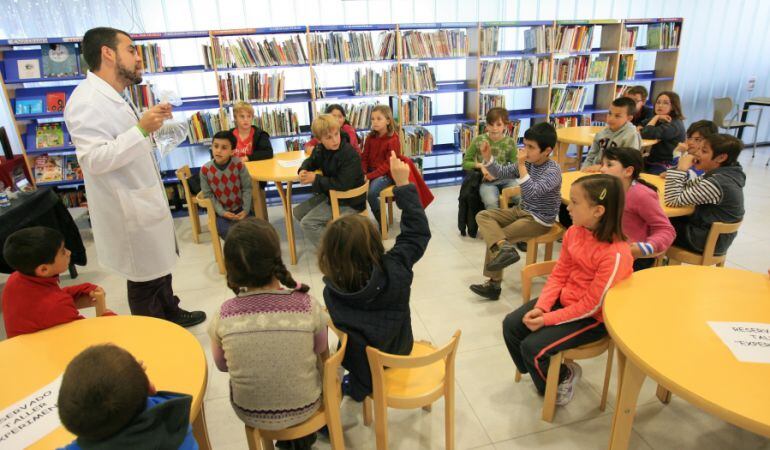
1, 0, 769, 145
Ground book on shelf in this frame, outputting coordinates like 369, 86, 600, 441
285, 138, 308, 151
622, 26, 639, 50
617, 54, 636, 81
353, 66, 399, 96
479, 119, 521, 141
187, 111, 224, 144
253, 108, 300, 136
553, 56, 589, 83
646, 22, 680, 49
311, 68, 324, 99
479, 94, 506, 118
392, 95, 432, 125
400, 29, 468, 58
615, 84, 631, 98
41, 43, 79, 78
399, 63, 437, 93
126, 83, 157, 111
15, 98, 43, 115
63, 155, 83, 181
587, 56, 610, 81
46, 91, 66, 113
479, 58, 536, 88
524, 26, 554, 53
551, 115, 592, 128
400, 126, 433, 157
137, 43, 164, 73
454, 123, 477, 152
219, 71, 286, 104
16, 58, 41, 79
35, 122, 65, 149
34, 154, 64, 182
550, 86, 587, 114
203, 35, 308, 69
309, 30, 395, 63
480, 27, 499, 56
58, 189, 87, 208
554, 25, 594, 53
317, 101, 379, 130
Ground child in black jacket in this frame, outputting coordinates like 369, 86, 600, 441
318, 152, 431, 401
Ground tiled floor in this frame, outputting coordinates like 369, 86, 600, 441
2, 150, 770, 449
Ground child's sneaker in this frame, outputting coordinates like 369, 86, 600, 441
555, 361, 582, 406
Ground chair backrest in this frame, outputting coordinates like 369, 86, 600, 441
712, 97, 734, 128
499, 185, 522, 209
521, 260, 557, 304
330, 179, 369, 219
176, 165, 195, 207
702, 220, 742, 265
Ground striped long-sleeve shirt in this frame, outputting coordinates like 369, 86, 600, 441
484, 157, 562, 226
664, 169, 722, 207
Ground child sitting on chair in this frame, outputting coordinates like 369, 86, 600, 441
581, 97, 641, 172
199, 130, 253, 239
319, 152, 430, 402
57, 344, 197, 449
2, 226, 113, 338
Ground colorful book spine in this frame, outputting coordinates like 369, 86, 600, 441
617, 54, 636, 81
353, 66, 399, 96
137, 43, 164, 73
480, 27, 499, 56
455, 123, 478, 152
218, 71, 286, 104
622, 26, 639, 49
285, 138, 309, 151
479, 94, 506, 118
400, 29, 468, 58
399, 63, 437, 93
479, 58, 537, 88
126, 83, 156, 111
203, 35, 308, 69
309, 31, 394, 63
549, 86, 587, 114
253, 108, 300, 136
400, 126, 433, 157
394, 95, 432, 125
187, 111, 224, 144
554, 25, 594, 53
523, 26, 555, 53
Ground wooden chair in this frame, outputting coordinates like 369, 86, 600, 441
378, 185, 395, 239
245, 323, 348, 450
515, 261, 613, 422
499, 186, 566, 266
665, 221, 743, 267
330, 179, 370, 219
362, 331, 461, 450
176, 165, 225, 274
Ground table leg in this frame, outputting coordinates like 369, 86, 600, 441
253, 183, 268, 221
274, 182, 297, 265
608, 351, 646, 450
737, 102, 750, 140
192, 403, 212, 450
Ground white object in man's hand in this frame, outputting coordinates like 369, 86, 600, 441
139, 103, 173, 133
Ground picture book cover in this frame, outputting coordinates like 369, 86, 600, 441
35, 122, 65, 149
41, 43, 79, 77
15, 98, 43, 115
46, 92, 66, 112
16, 58, 41, 79
63, 155, 83, 180
34, 154, 64, 182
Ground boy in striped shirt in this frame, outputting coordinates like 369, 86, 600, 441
665, 133, 745, 256
470, 123, 563, 300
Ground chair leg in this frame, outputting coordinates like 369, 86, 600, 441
373, 396, 389, 450
656, 384, 672, 404
544, 242, 554, 261
387, 198, 394, 225
245, 426, 260, 450
514, 370, 522, 383
526, 242, 537, 266
189, 204, 201, 244
363, 397, 373, 426
542, 352, 564, 422
208, 213, 225, 274
445, 383, 455, 450
379, 196, 388, 240
600, 341, 614, 412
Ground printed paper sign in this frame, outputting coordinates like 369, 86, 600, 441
708, 322, 770, 364
0, 375, 62, 449
278, 158, 305, 168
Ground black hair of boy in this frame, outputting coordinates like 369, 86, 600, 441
3, 226, 64, 276
686, 120, 718, 138
58, 344, 150, 441
523, 122, 557, 152
212, 130, 237, 149
82, 27, 131, 71
612, 96, 637, 117
706, 134, 743, 166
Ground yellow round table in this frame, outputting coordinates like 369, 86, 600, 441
0, 316, 211, 449
554, 126, 658, 171
246, 151, 311, 265
604, 266, 770, 449
560, 170, 694, 217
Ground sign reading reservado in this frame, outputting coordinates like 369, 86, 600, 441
0, 375, 62, 449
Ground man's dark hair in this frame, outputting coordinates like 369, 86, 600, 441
212, 130, 237, 149
706, 134, 743, 167
3, 226, 64, 276
58, 344, 149, 441
82, 27, 131, 71
686, 120, 718, 138
523, 122, 557, 152
612, 96, 637, 117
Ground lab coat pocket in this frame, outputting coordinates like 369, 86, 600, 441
120, 186, 170, 229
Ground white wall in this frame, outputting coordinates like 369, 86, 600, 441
2, 0, 769, 144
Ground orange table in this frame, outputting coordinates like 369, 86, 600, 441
0, 316, 211, 449
604, 266, 770, 449
554, 126, 658, 171
246, 151, 310, 265
560, 170, 694, 218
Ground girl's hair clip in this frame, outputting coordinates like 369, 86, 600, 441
599, 188, 607, 201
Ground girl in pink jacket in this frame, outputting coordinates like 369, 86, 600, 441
502, 174, 633, 406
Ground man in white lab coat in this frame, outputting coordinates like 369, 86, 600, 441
64, 27, 205, 327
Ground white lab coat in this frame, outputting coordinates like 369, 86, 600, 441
64, 71, 177, 282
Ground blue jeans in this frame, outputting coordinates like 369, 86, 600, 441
368, 176, 394, 223
479, 178, 519, 210
215, 207, 253, 239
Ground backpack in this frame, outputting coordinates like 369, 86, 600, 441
457, 170, 484, 237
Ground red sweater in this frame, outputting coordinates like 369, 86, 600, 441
2, 272, 97, 338
307, 123, 361, 153
536, 226, 633, 326
362, 132, 401, 180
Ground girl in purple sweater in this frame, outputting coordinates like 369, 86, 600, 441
600, 147, 675, 271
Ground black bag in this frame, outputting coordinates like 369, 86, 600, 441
457, 170, 484, 237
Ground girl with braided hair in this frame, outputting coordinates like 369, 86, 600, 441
208, 218, 326, 450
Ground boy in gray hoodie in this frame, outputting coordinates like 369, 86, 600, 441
582, 97, 641, 171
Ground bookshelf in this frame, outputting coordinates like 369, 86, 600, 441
0, 17, 682, 206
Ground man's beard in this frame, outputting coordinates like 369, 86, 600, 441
117, 57, 143, 85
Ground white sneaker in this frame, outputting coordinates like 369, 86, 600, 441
555, 361, 582, 406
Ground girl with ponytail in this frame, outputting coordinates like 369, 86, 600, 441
209, 218, 326, 450
600, 147, 675, 271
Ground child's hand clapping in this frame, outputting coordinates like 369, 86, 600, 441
389, 151, 410, 187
